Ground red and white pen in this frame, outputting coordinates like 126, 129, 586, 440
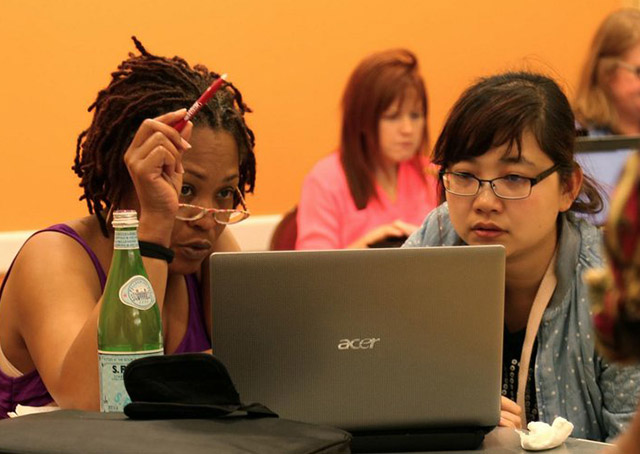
172, 73, 228, 132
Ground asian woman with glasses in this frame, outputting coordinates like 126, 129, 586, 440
295, 49, 439, 249
404, 72, 640, 442
0, 38, 255, 417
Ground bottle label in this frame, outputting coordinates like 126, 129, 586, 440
98, 349, 163, 412
114, 229, 139, 250
119, 275, 156, 310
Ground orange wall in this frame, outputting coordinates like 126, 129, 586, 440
0, 0, 625, 230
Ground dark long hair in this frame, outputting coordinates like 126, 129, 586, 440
433, 71, 602, 214
340, 49, 428, 209
73, 37, 257, 236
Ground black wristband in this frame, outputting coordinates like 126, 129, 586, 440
138, 241, 175, 263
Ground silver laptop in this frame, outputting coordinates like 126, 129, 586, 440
210, 246, 504, 437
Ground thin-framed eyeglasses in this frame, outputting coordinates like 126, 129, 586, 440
175, 188, 251, 224
440, 164, 561, 200
616, 61, 640, 79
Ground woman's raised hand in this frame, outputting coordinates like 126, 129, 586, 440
124, 109, 193, 219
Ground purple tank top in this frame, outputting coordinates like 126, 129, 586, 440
0, 224, 211, 418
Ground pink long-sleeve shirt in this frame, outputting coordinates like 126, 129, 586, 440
296, 152, 439, 249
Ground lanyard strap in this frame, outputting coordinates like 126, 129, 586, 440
516, 251, 558, 427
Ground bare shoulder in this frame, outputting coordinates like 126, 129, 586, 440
0, 219, 107, 372
3, 220, 106, 324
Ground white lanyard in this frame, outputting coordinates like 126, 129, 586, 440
516, 250, 558, 427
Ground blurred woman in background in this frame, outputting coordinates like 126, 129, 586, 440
296, 49, 439, 249
572, 8, 640, 225
574, 8, 640, 136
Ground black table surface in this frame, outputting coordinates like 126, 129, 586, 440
0, 410, 610, 454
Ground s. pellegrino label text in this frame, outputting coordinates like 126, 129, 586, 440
98, 349, 162, 412
98, 210, 163, 412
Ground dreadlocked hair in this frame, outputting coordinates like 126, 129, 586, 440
73, 36, 256, 237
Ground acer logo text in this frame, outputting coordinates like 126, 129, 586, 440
337, 338, 380, 350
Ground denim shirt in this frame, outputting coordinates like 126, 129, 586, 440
404, 203, 640, 441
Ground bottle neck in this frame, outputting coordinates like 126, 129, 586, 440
114, 227, 139, 250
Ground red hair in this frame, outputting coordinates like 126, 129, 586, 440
340, 49, 428, 209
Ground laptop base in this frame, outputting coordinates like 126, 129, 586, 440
350, 427, 491, 452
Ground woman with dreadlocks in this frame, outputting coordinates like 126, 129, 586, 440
0, 37, 256, 417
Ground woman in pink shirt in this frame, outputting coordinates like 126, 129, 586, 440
296, 49, 439, 249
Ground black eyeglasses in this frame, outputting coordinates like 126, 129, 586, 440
440, 164, 561, 200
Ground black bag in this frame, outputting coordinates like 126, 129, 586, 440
123, 353, 278, 420
0, 354, 351, 454
0, 410, 351, 454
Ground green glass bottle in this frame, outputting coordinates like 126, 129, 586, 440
98, 210, 163, 412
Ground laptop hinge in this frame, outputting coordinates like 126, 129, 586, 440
349, 426, 493, 452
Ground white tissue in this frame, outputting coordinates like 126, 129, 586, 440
516, 417, 574, 451
7, 404, 60, 418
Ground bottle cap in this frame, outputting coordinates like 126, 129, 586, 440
112, 210, 139, 229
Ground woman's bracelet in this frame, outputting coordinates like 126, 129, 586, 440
138, 241, 175, 263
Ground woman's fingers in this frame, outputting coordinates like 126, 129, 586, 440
499, 411, 522, 429
499, 415, 517, 429
371, 225, 405, 242
153, 108, 188, 125
128, 110, 192, 156
141, 119, 191, 154
153, 109, 193, 151
499, 396, 523, 429
350, 221, 416, 249
144, 131, 185, 173
392, 220, 419, 236
180, 119, 194, 142
125, 117, 192, 178
501, 396, 521, 413
127, 145, 177, 182
125, 137, 180, 180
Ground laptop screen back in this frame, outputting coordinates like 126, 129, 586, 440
575, 135, 639, 225
210, 246, 505, 432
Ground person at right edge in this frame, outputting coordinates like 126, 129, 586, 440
574, 8, 640, 137
585, 146, 640, 450
573, 8, 640, 225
